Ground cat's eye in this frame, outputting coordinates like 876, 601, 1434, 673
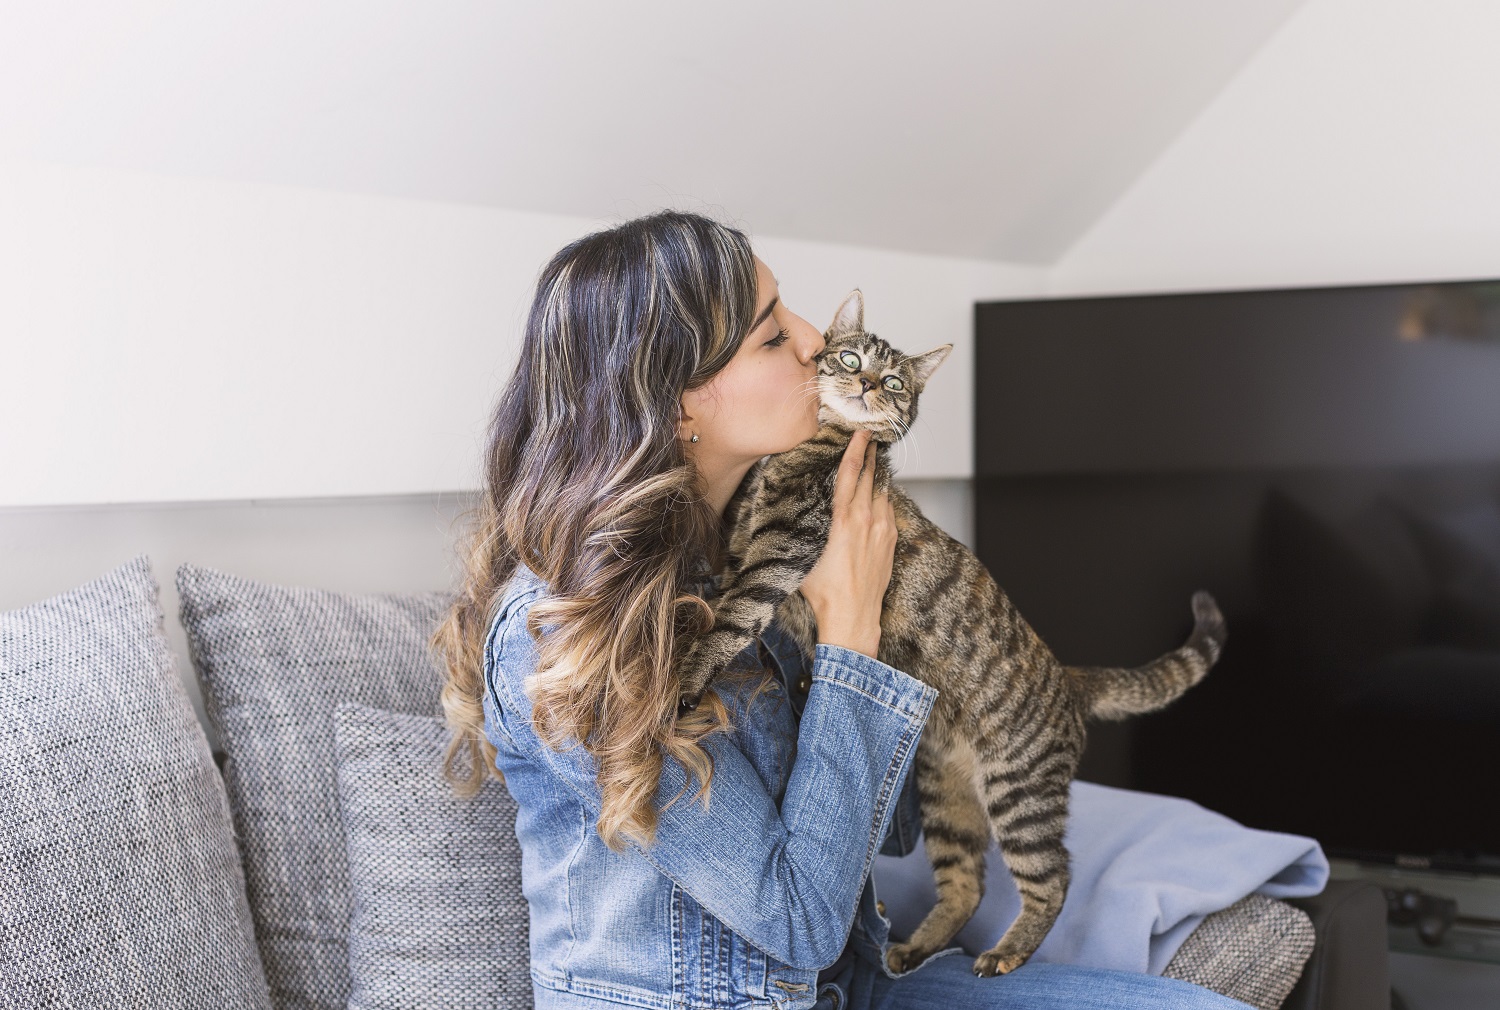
883, 375, 905, 392
838, 350, 861, 370
767, 327, 790, 347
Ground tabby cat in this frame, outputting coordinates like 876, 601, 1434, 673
676, 289, 1227, 977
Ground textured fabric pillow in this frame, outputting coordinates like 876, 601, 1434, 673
0, 555, 272, 1008
334, 702, 530, 1009
176, 563, 454, 1010
1164, 893, 1316, 1010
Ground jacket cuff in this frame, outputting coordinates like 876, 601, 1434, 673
812, 643, 938, 721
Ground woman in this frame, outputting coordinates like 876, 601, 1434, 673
433, 210, 1250, 1009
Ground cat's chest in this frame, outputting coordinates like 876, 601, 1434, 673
730, 460, 838, 537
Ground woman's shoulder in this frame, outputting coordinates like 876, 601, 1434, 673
485, 561, 550, 673
498, 559, 549, 616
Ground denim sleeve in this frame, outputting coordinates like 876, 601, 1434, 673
880, 759, 924, 857
488, 605, 936, 972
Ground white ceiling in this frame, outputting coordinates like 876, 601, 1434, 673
0, 1, 1304, 263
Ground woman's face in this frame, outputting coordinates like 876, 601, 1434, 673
678, 255, 827, 464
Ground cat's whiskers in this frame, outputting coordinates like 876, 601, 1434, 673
782, 377, 824, 414
897, 413, 929, 475
889, 413, 916, 473
882, 405, 918, 474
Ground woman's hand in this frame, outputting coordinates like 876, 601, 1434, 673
799, 429, 897, 659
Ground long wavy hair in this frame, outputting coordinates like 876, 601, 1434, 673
432, 209, 766, 851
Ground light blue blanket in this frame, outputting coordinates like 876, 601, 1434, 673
870, 780, 1329, 975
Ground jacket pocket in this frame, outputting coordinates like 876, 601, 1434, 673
670, 881, 774, 1008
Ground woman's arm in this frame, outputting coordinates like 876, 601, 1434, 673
487, 600, 935, 972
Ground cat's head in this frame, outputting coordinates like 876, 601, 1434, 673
815, 289, 951, 442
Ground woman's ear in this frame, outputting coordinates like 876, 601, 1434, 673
828, 289, 864, 338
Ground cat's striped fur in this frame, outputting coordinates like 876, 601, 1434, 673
676, 289, 1227, 977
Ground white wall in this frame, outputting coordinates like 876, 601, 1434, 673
1046, 0, 1500, 297
0, 156, 1044, 508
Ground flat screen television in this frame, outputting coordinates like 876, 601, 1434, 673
972, 279, 1500, 875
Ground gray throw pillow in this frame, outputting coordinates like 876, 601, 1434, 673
1164, 892, 1316, 1010
0, 555, 272, 1008
334, 702, 531, 1009
176, 563, 453, 1010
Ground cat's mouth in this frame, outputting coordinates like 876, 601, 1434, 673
832, 389, 885, 423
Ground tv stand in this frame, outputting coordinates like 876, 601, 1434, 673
1386, 886, 1460, 947
1331, 859, 1500, 1009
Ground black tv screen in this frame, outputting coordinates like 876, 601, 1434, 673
972, 279, 1500, 874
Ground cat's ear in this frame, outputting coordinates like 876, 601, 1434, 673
905, 344, 953, 389
828, 289, 864, 338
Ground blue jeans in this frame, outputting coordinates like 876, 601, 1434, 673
813, 949, 1253, 1010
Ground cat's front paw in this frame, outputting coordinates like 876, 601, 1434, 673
971, 942, 1032, 978
885, 942, 930, 974
677, 683, 711, 711
676, 647, 718, 711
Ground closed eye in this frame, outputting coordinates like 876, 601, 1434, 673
766, 327, 790, 347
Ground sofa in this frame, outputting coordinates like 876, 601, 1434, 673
0, 554, 1391, 1009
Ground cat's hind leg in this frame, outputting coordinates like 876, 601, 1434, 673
971, 763, 1072, 977
884, 727, 990, 974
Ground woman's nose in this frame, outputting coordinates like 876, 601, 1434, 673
803, 331, 826, 363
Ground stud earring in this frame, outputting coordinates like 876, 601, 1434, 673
690, 433, 699, 443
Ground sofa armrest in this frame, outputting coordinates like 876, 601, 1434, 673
1165, 893, 1316, 1009
1282, 880, 1390, 1010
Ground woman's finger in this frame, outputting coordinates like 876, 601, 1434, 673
853, 438, 877, 508
834, 429, 870, 510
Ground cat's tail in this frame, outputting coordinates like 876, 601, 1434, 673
1071, 591, 1226, 721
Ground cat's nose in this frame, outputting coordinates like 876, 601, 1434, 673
860, 377, 876, 393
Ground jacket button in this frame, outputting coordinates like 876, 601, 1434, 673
877, 900, 887, 916
796, 675, 811, 694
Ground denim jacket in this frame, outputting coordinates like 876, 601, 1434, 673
481, 560, 937, 1009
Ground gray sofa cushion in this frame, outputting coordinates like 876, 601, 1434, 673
0, 555, 272, 1008
176, 563, 453, 1010
1164, 892, 1317, 1010
334, 702, 530, 1009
